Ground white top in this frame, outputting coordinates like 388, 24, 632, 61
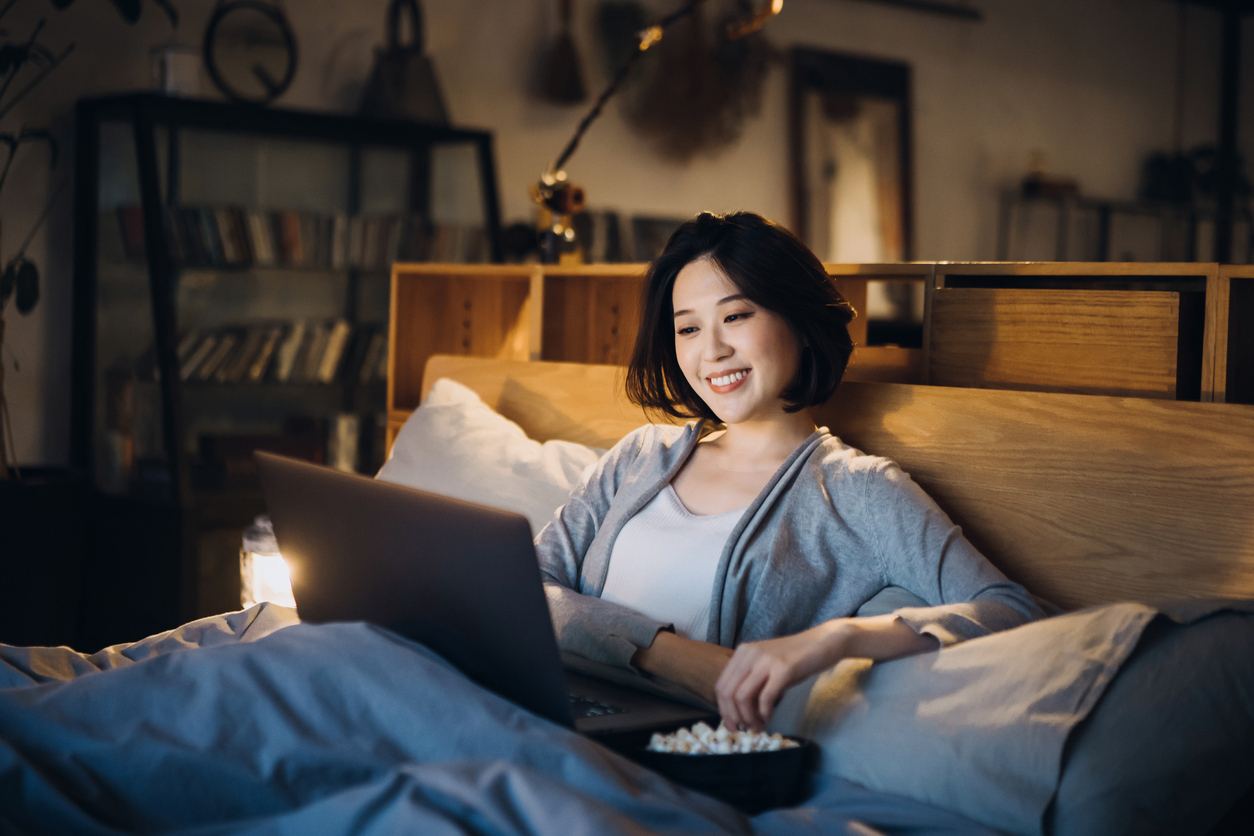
599, 484, 744, 641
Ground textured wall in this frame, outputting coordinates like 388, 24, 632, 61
0, 0, 1228, 464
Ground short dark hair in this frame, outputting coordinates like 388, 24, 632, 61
625, 211, 855, 421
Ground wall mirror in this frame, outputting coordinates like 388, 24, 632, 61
789, 47, 919, 346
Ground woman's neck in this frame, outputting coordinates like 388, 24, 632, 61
705, 409, 817, 469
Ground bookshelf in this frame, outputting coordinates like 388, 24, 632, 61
72, 94, 501, 642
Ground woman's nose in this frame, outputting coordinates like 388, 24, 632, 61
702, 328, 732, 362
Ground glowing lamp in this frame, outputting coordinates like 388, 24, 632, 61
240, 515, 296, 609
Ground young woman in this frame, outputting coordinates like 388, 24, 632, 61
535, 211, 1044, 731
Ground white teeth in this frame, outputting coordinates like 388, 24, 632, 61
710, 370, 747, 387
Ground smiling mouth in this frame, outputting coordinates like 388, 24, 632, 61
708, 369, 750, 392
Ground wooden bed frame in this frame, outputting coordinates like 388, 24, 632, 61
415, 354, 1254, 612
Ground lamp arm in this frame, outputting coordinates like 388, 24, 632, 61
542, 0, 783, 183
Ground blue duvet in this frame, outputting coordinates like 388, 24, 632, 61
0, 605, 998, 836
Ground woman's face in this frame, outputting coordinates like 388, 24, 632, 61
671, 257, 802, 425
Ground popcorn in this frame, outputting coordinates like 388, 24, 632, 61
645, 723, 800, 755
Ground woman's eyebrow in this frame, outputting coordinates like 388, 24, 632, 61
673, 294, 749, 318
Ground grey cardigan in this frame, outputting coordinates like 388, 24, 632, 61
535, 422, 1045, 669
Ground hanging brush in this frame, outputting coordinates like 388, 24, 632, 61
541, 0, 587, 104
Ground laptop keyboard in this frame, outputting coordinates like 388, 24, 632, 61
569, 693, 627, 718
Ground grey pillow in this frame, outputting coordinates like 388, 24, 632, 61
1046, 609, 1254, 836
793, 601, 1162, 835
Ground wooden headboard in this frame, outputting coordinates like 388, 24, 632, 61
419, 354, 1254, 611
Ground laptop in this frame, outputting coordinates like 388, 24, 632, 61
254, 451, 718, 738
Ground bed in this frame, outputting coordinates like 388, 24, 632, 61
1, 354, 1252, 836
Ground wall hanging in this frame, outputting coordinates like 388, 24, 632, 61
359, 0, 448, 124
540, 0, 587, 104
595, 0, 774, 162
203, 0, 298, 106
534, 0, 782, 262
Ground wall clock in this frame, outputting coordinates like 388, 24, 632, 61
203, 0, 298, 105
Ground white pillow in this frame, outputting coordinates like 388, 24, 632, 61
376, 377, 604, 535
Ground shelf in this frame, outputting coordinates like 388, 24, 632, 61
100, 258, 397, 277
74, 93, 503, 628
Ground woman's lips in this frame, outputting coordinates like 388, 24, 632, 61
708, 369, 750, 394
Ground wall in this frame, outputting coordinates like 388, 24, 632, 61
0, 0, 1228, 465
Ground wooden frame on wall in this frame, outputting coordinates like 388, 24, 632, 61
789, 47, 914, 262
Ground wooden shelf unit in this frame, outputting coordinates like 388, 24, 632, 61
824, 262, 931, 385
924, 262, 1226, 401
389, 260, 1247, 449
387, 262, 930, 446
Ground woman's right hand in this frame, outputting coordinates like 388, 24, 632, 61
630, 630, 733, 705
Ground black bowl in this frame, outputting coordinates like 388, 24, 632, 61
630, 737, 816, 814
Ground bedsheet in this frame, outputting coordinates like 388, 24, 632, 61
0, 605, 1000, 836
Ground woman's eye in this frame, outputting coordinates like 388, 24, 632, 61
724, 312, 753, 323
677, 326, 698, 336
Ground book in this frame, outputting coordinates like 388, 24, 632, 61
299, 213, 318, 267
247, 211, 276, 266
319, 214, 335, 268
173, 208, 205, 265
176, 329, 202, 363
214, 208, 240, 264
359, 216, 376, 270
219, 326, 267, 383
300, 322, 331, 382
247, 324, 285, 383
330, 214, 348, 269
225, 206, 252, 264
348, 216, 365, 268
198, 208, 225, 266
403, 215, 431, 262
277, 210, 302, 266
465, 225, 489, 263
340, 325, 373, 384
317, 319, 352, 384
197, 331, 238, 382
273, 320, 307, 383
383, 216, 402, 268
372, 333, 389, 382
357, 329, 386, 384
180, 333, 218, 381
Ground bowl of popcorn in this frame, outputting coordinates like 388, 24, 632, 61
633, 722, 814, 813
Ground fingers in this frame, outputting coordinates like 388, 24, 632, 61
714, 647, 753, 730
757, 674, 785, 725
734, 668, 771, 730
715, 644, 781, 732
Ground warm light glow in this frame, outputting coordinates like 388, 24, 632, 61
240, 550, 296, 609
727, 0, 783, 40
